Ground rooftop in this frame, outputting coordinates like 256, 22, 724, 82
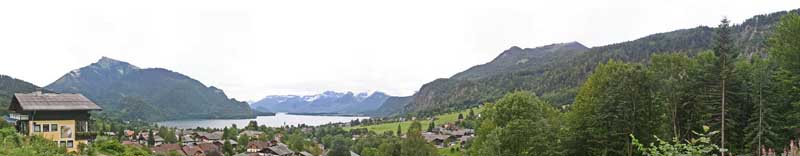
9, 92, 102, 111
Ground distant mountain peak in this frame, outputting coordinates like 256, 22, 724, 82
250, 90, 392, 114
93, 56, 140, 70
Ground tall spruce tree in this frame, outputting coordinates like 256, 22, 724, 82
743, 57, 779, 155
703, 17, 739, 155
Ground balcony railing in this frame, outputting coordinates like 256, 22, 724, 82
7, 113, 28, 120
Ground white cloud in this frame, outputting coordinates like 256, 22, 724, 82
0, 0, 795, 101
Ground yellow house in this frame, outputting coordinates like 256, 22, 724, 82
6, 92, 102, 152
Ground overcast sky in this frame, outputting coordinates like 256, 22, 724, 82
0, 0, 796, 101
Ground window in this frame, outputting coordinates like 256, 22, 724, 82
67, 140, 73, 148
43, 124, 50, 132
51, 124, 58, 132
76, 121, 89, 132
33, 123, 41, 132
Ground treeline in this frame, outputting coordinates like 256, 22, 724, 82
469, 14, 800, 155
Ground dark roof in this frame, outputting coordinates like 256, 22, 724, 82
10, 93, 102, 111
151, 144, 186, 156
247, 141, 270, 149
267, 143, 295, 155
197, 131, 223, 140
182, 146, 204, 156
198, 143, 220, 152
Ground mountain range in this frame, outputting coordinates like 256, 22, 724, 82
2, 8, 797, 120
371, 9, 799, 117
44, 57, 255, 121
250, 91, 390, 114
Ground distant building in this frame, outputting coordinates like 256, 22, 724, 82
5, 92, 102, 152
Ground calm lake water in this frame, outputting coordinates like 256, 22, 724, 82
156, 113, 369, 129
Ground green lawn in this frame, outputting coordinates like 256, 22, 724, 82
345, 107, 484, 134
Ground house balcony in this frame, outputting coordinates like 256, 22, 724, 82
7, 113, 29, 121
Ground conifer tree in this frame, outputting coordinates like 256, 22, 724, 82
711, 18, 738, 154
743, 57, 779, 155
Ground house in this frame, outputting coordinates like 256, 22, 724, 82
182, 146, 206, 156
239, 130, 265, 137
197, 142, 225, 156
5, 92, 102, 152
246, 141, 271, 153
265, 143, 295, 156
196, 131, 224, 142
422, 132, 450, 148
151, 144, 186, 156
183, 135, 198, 145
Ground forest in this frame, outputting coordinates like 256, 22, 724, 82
468, 13, 800, 156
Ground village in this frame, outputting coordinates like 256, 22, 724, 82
5, 91, 476, 156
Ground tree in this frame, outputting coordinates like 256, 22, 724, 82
566, 60, 663, 156
223, 140, 234, 156
649, 53, 698, 140
401, 121, 437, 156
742, 57, 780, 154
469, 91, 562, 156
427, 120, 435, 132
377, 139, 401, 156
246, 121, 259, 130
361, 147, 379, 156
767, 12, 800, 154
770, 13, 800, 74
147, 130, 155, 147
329, 137, 351, 156
238, 134, 250, 153
396, 124, 402, 137
712, 18, 737, 154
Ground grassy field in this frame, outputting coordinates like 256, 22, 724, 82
345, 107, 484, 134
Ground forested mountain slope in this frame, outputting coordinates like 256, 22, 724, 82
45, 57, 254, 121
0, 75, 43, 115
376, 9, 799, 117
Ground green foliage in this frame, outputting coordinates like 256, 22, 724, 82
329, 136, 353, 156
223, 140, 233, 156
631, 126, 720, 156
147, 130, 155, 146
401, 121, 438, 156
469, 91, 561, 156
93, 136, 151, 156
566, 60, 663, 155
237, 134, 250, 153
0, 127, 68, 156
770, 13, 800, 74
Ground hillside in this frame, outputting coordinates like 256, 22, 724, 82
45, 57, 255, 121
376, 9, 799, 117
251, 91, 390, 114
0, 75, 43, 115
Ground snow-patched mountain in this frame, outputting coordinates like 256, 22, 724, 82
250, 91, 390, 114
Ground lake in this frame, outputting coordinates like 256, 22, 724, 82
156, 113, 369, 129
